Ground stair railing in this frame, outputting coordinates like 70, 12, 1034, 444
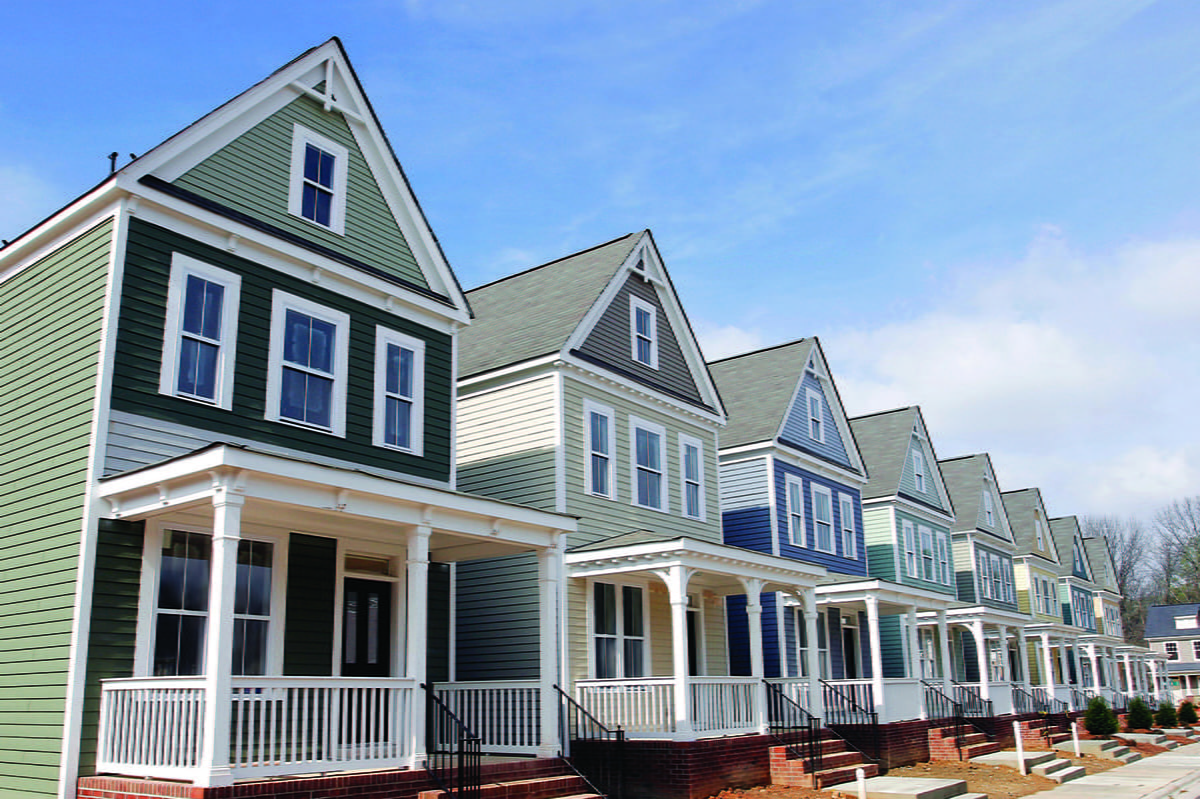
950, 681, 994, 718
820, 680, 880, 762
922, 680, 967, 759
1011, 684, 1036, 715
555, 685, 624, 799
764, 680, 822, 778
423, 683, 482, 799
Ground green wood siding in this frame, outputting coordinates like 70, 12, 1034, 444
878, 615, 907, 678
0, 219, 112, 797
898, 436, 948, 511
953, 538, 975, 603
428, 563, 452, 683
283, 533, 336, 676
455, 553, 539, 680
862, 507, 896, 581
174, 93, 426, 288
79, 519, 144, 776
110, 218, 451, 482
563, 377, 721, 546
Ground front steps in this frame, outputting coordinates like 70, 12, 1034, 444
418, 759, 600, 799
835, 776, 985, 799
1051, 737, 1141, 763
769, 729, 880, 788
1115, 732, 1180, 749
1016, 718, 1071, 750
970, 750, 1085, 783
927, 724, 1001, 761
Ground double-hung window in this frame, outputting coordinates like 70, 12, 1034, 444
679, 435, 705, 521
1166, 642, 1179, 661
630, 417, 667, 511
936, 531, 951, 585
1193, 641, 1200, 659
786, 475, 806, 547
584, 401, 616, 498
629, 296, 658, 369
903, 520, 918, 577
839, 494, 856, 559
266, 291, 350, 436
373, 328, 424, 454
806, 388, 824, 442
289, 124, 349, 234
978, 551, 991, 598
912, 449, 926, 493
982, 490, 995, 526
159, 254, 240, 409
919, 526, 934, 581
592, 582, 646, 678
990, 554, 1002, 599
812, 485, 834, 552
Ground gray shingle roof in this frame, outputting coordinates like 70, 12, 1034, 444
1083, 535, 1119, 592
939, 454, 987, 534
707, 339, 816, 449
849, 407, 918, 500
1050, 516, 1090, 580
1002, 488, 1058, 562
458, 233, 641, 377
1145, 604, 1200, 640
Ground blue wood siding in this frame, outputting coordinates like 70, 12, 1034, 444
778, 372, 851, 469
774, 461, 866, 577
725, 592, 782, 678
828, 612, 844, 678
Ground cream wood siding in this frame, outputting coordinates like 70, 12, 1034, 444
457, 376, 558, 509
862, 507, 896, 581
719, 457, 769, 511
1015, 562, 1033, 614
649, 585, 673, 676
562, 377, 721, 546
704, 593, 728, 674
953, 538, 974, 603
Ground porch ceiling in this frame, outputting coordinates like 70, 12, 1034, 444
97, 443, 576, 560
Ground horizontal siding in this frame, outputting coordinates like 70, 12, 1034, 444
455, 554, 539, 680
109, 218, 452, 482
562, 377, 721, 546
889, 510, 956, 596
0, 219, 112, 796
862, 508, 896, 582
879, 615, 905, 678
775, 461, 866, 577
174, 93, 426, 287
779, 371, 852, 468
567, 579, 588, 686
704, 592, 728, 676
953, 538, 976, 603
456, 376, 558, 509
720, 458, 772, 552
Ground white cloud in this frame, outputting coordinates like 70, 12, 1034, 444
694, 321, 768, 361
824, 229, 1200, 520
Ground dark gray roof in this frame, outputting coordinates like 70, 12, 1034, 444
1082, 534, 1119, 592
458, 233, 641, 377
849, 407, 918, 500
1050, 516, 1091, 581
1001, 487, 1058, 563
1166, 662, 1200, 674
939, 454, 989, 535
1145, 604, 1200, 640
708, 339, 816, 449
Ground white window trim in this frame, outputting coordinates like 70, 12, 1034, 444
159, 253, 241, 410
372, 326, 425, 456
912, 449, 926, 493
265, 289, 351, 437
839, 493, 857, 560
1192, 641, 1200, 660
678, 433, 706, 522
936, 531, 950, 585
902, 519, 918, 577
629, 415, 669, 513
785, 474, 806, 548
1166, 642, 1179, 661
983, 490, 995, 527
629, 295, 659, 370
588, 578, 652, 679
811, 484, 835, 554
584, 400, 617, 499
919, 525, 934, 582
805, 388, 824, 443
288, 123, 350, 235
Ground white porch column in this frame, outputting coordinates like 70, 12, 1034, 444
1148, 659, 1160, 702
1123, 652, 1134, 698
865, 595, 885, 716
1017, 632, 1031, 690
970, 620, 990, 700
1041, 633, 1056, 693
1056, 640, 1072, 705
1070, 640, 1084, 688
406, 524, 431, 765
997, 626, 1010, 682
803, 591, 823, 720
1085, 643, 1099, 691
906, 606, 921, 680
937, 609, 952, 693
740, 578, 768, 734
197, 491, 243, 787
537, 536, 563, 757
659, 564, 694, 736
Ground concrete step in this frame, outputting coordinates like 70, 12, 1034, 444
812, 762, 881, 789
1053, 738, 1117, 756
1041, 764, 1087, 783
971, 750, 1056, 770
1030, 757, 1072, 777
851, 776, 968, 799
1160, 727, 1198, 738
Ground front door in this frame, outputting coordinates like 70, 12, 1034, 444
342, 578, 392, 677
842, 626, 859, 678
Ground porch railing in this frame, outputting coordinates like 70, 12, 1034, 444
1032, 686, 1067, 715
689, 676, 758, 734
1012, 684, 1036, 715
556, 685, 625, 799
424, 683, 481, 799
950, 681, 993, 718
1069, 686, 1087, 711
574, 677, 761, 737
764, 680, 822, 777
435, 681, 540, 754
820, 679, 879, 762
98, 676, 417, 782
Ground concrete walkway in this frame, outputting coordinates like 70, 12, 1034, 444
1024, 741, 1200, 799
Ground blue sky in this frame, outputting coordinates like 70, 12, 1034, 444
3, 0, 1198, 520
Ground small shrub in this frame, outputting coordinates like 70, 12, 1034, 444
1126, 697, 1153, 730
1179, 700, 1198, 725
1084, 696, 1118, 736
1155, 701, 1179, 728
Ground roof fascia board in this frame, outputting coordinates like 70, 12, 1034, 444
0, 185, 121, 282
457, 355, 561, 393
559, 354, 724, 427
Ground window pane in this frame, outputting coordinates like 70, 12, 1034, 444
624, 639, 645, 677
178, 338, 219, 399
590, 413, 608, 455
685, 444, 699, 482
283, 310, 310, 365
591, 454, 609, 496
304, 144, 322, 182
313, 190, 332, 226
318, 150, 335, 189
594, 583, 616, 635
397, 346, 413, 397
235, 540, 273, 616
814, 492, 831, 522
635, 307, 651, 336
280, 367, 307, 421
308, 318, 335, 374
595, 638, 617, 678
304, 374, 333, 427
154, 614, 206, 676
157, 530, 211, 612
232, 618, 269, 676
637, 470, 661, 508
686, 483, 700, 518
636, 338, 652, 363
386, 396, 412, 448
623, 586, 644, 637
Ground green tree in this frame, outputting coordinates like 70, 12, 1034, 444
1179, 700, 1198, 726
1126, 697, 1153, 730
1084, 696, 1118, 736
1154, 701, 1178, 728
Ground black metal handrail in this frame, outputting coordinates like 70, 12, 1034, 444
423, 683, 482, 799
950, 681, 994, 718
1032, 686, 1067, 715
1069, 686, 1087, 711
922, 680, 967, 759
1011, 684, 1036, 715
555, 685, 624, 799
764, 681, 822, 778
820, 680, 879, 762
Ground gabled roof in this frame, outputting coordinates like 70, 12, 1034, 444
1001, 487, 1060, 564
1082, 532, 1120, 593
1145, 603, 1200, 640
1050, 516, 1095, 583
707, 338, 864, 475
849, 406, 952, 513
938, 453, 1013, 542
459, 230, 725, 417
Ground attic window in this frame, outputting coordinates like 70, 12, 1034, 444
983, 490, 995, 526
289, 124, 349, 235
806, 388, 824, 443
912, 449, 926, 493
629, 296, 658, 369
1175, 616, 1198, 630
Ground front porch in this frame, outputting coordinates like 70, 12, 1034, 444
88, 444, 575, 788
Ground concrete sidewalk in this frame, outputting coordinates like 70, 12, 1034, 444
1024, 741, 1200, 799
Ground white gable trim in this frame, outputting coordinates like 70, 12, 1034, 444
772, 341, 867, 477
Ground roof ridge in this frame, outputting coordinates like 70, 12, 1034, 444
849, 405, 917, 422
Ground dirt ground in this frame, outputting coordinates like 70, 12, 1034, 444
705, 750, 1123, 799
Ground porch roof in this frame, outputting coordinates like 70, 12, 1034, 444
929, 604, 1033, 628
97, 442, 576, 560
564, 532, 827, 595
813, 578, 958, 613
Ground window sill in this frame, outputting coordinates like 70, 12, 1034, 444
267, 415, 345, 438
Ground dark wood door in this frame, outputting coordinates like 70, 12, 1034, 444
342, 578, 391, 677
